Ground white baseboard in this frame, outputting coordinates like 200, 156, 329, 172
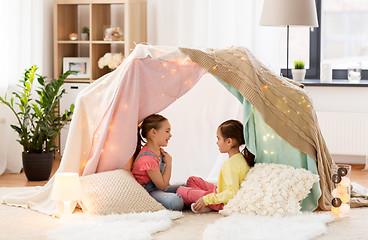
331, 154, 366, 165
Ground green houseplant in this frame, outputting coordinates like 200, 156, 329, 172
81, 26, 89, 40
292, 60, 306, 82
0, 65, 75, 181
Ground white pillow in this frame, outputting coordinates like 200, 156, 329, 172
221, 163, 319, 216
80, 169, 165, 215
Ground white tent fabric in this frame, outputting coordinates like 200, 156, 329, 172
2, 45, 243, 215
2, 44, 330, 214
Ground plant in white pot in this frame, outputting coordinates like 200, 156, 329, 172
0, 65, 75, 181
292, 60, 306, 82
81, 26, 89, 41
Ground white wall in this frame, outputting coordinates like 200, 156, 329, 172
305, 86, 368, 164
305, 86, 368, 113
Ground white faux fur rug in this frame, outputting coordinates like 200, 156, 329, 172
47, 210, 182, 240
203, 213, 334, 240
0, 187, 181, 240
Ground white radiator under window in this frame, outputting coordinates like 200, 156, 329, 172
316, 112, 368, 169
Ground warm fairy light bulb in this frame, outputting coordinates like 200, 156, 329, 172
340, 177, 350, 187
332, 188, 338, 198
331, 206, 341, 217
212, 66, 217, 70
338, 167, 348, 177
340, 193, 350, 203
162, 63, 167, 67
331, 197, 342, 207
332, 174, 341, 184
337, 185, 347, 196
340, 203, 350, 213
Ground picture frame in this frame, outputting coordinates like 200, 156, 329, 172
63, 57, 90, 79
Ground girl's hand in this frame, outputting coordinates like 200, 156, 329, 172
160, 148, 172, 165
193, 197, 206, 212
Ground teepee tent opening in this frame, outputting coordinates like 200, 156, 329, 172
2, 44, 333, 215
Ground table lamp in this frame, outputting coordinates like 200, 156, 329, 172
51, 172, 82, 217
260, 0, 318, 78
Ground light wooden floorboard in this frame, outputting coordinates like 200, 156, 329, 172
0, 162, 367, 188
0, 159, 60, 187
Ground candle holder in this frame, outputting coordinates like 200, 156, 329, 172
331, 164, 351, 217
69, 33, 78, 41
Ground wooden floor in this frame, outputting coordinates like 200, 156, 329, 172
350, 164, 368, 188
0, 159, 61, 187
0, 162, 367, 188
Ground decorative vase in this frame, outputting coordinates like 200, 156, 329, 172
22, 152, 54, 181
331, 164, 351, 217
291, 69, 306, 82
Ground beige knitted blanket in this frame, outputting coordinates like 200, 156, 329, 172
180, 47, 334, 210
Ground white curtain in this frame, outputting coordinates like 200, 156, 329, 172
147, 0, 283, 182
0, 0, 53, 175
147, 0, 282, 71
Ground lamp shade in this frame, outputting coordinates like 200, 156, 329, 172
51, 173, 82, 201
260, 0, 318, 27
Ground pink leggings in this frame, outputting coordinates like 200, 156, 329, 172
177, 176, 224, 211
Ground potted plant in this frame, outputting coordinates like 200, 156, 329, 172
292, 60, 306, 82
0, 65, 75, 181
81, 26, 89, 41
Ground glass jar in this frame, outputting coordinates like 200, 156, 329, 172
347, 63, 361, 83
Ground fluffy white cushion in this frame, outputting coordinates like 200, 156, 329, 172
221, 163, 319, 216
80, 169, 165, 215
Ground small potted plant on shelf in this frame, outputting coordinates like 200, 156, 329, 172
0, 65, 75, 181
292, 60, 306, 82
81, 26, 89, 41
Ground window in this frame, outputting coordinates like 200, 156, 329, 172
282, 0, 368, 80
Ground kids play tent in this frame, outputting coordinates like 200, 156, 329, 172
3, 44, 333, 214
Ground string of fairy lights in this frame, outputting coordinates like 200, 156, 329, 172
331, 165, 351, 217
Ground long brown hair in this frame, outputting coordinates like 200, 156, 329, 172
133, 114, 168, 161
218, 120, 255, 167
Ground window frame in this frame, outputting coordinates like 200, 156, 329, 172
282, 0, 368, 80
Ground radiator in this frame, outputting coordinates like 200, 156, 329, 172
316, 112, 368, 169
